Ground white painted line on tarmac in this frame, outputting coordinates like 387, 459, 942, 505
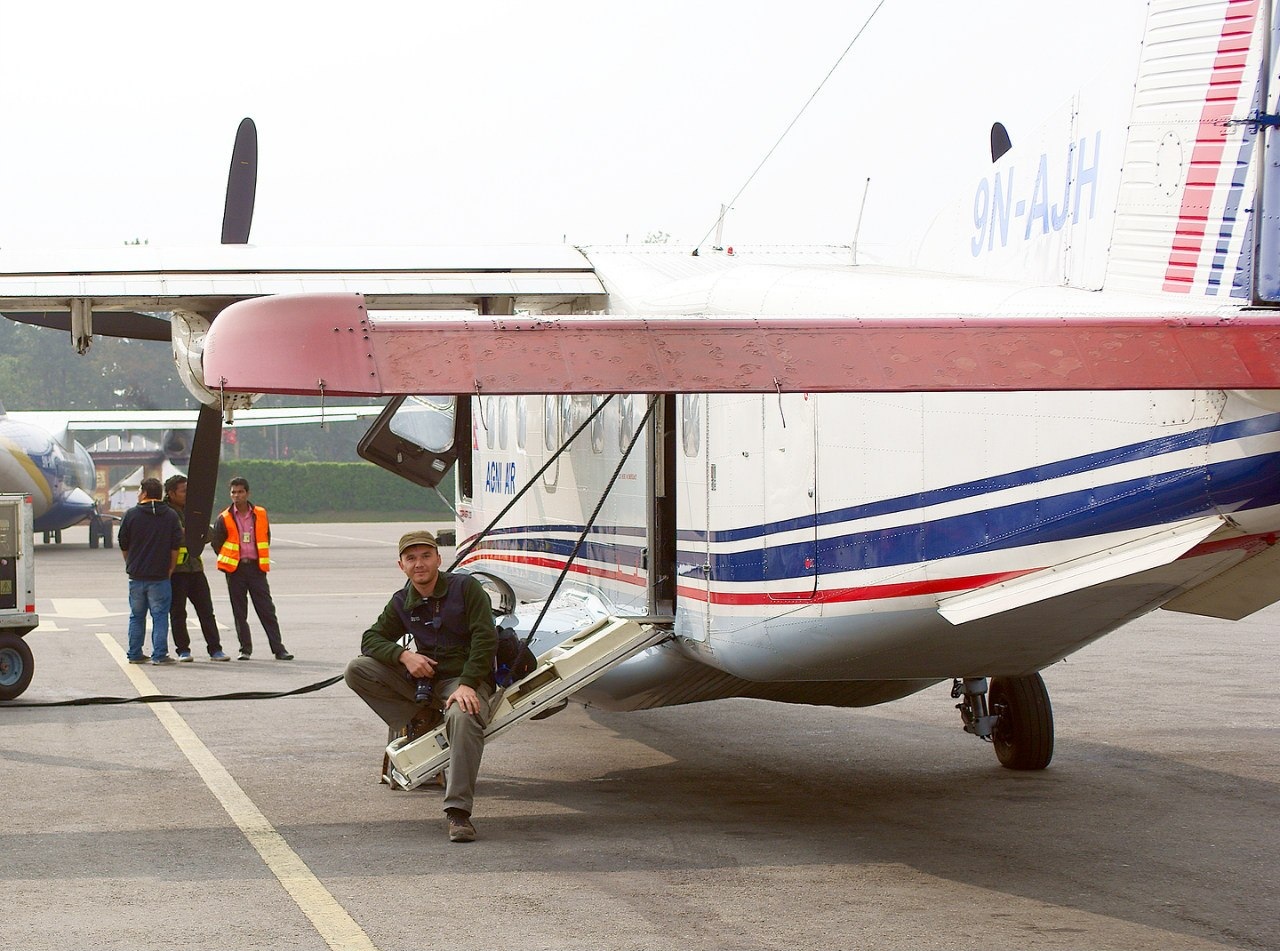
269, 536, 322, 547
50, 598, 125, 618
286, 531, 397, 545
97, 632, 381, 951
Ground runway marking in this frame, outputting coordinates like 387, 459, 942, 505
269, 536, 321, 547
50, 598, 124, 618
97, 632, 381, 951
283, 531, 398, 545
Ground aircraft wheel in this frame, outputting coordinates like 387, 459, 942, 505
88, 526, 99, 549
989, 672, 1054, 770
0, 632, 35, 701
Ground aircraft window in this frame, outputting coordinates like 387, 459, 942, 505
618, 395, 635, 451
681, 393, 701, 457
590, 396, 605, 453
389, 396, 455, 453
483, 397, 498, 450
498, 396, 511, 450
516, 397, 527, 451
544, 395, 560, 449
562, 395, 590, 448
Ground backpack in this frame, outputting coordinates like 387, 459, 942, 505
494, 623, 538, 687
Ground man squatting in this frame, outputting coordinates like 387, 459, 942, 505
344, 530, 497, 843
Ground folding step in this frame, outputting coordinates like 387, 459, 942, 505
386, 616, 668, 790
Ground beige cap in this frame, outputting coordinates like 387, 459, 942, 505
397, 530, 439, 555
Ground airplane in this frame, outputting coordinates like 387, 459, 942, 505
0, 399, 104, 543
4, 0, 1280, 774
0, 400, 386, 547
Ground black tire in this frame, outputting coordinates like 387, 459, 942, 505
0, 632, 35, 701
88, 516, 113, 550
990, 672, 1054, 770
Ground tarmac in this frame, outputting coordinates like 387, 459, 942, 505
2, 521, 1276, 951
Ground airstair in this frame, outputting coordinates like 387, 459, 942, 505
385, 616, 667, 790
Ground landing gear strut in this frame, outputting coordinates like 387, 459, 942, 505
953, 673, 1054, 771
88, 513, 113, 549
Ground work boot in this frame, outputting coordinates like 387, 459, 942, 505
446, 809, 476, 843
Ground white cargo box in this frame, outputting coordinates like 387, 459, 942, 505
0, 494, 39, 701
0, 494, 37, 632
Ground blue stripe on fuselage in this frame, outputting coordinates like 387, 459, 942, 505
709, 412, 1280, 543
463, 414, 1280, 581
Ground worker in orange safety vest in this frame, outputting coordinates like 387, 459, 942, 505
210, 477, 293, 660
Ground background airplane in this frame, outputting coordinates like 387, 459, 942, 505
3, 0, 1280, 777
0, 399, 102, 542
0, 398, 384, 547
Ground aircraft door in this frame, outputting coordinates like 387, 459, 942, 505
763, 394, 818, 601
679, 394, 712, 638
356, 395, 472, 497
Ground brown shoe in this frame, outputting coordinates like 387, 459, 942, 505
447, 810, 476, 843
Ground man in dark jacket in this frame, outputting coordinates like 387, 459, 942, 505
344, 529, 497, 843
164, 475, 229, 661
118, 477, 183, 665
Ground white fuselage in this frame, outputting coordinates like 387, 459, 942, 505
456, 383, 1280, 691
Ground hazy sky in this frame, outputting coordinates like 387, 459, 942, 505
0, 1, 1131, 253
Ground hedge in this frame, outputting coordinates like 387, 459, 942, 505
212, 460, 455, 521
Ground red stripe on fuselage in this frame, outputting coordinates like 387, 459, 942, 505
1163, 0, 1260, 293
459, 531, 1278, 608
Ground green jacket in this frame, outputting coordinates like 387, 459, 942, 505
360, 571, 497, 689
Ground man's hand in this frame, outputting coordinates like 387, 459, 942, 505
399, 650, 437, 679
445, 684, 483, 716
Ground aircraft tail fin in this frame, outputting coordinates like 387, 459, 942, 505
1106, 0, 1271, 300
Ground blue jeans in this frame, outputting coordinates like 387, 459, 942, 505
127, 579, 173, 661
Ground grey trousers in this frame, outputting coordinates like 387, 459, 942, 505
344, 655, 491, 816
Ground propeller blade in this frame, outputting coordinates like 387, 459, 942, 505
183, 404, 224, 558
221, 118, 257, 245
2, 310, 172, 341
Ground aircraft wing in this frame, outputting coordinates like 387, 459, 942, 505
936, 515, 1225, 625
0, 245, 605, 316
9, 246, 1280, 396
201, 292, 1280, 397
1161, 541, 1280, 620
17, 405, 386, 435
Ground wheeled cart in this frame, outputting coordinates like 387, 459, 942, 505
0, 494, 39, 700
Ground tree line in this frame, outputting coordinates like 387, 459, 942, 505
0, 318, 374, 462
